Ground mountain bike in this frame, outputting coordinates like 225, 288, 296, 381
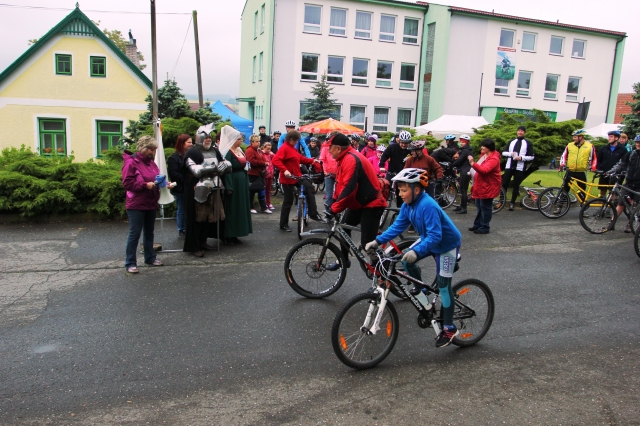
284, 213, 418, 300
434, 162, 458, 209
271, 171, 281, 196
331, 248, 494, 370
579, 174, 640, 234
291, 167, 323, 240
537, 168, 607, 219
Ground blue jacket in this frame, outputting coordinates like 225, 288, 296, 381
278, 134, 311, 158
376, 192, 462, 258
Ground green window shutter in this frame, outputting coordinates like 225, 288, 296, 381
90, 56, 106, 77
39, 119, 67, 155
55, 54, 72, 75
96, 121, 123, 156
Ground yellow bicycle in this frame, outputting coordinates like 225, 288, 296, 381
537, 168, 610, 219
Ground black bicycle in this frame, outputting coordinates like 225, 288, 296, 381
331, 248, 494, 369
579, 173, 640, 234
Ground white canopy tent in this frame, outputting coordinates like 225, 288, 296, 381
414, 115, 489, 137
584, 123, 623, 138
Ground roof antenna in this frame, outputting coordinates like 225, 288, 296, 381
76, 2, 79, 7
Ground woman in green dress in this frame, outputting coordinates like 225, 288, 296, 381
219, 126, 252, 245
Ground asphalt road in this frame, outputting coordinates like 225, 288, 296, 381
1, 194, 639, 425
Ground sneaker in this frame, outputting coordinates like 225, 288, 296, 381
178, 230, 186, 238
146, 259, 164, 266
268, 204, 275, 210
453, 206, 461, 212
126, 266, 139, 274
280, 225, 292, 232
624, 223, 632, 233
409, 285, 428, 296
309, 213, 323, 221
261, 209, 273, 214
250, 209, 258, 214
435, 326, 459, 348
508, 202, 515, 211
326, 259, 351, 271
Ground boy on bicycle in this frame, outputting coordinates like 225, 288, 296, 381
364, 168, 462, 348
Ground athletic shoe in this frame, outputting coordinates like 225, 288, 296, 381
455, 209, 467, 214
280, 225, 292, 232
435, 326, 459, 348
508, 202, 515, 211
309, 214, 323, 221
261, 209, 273, 214
624, 223, 632, 233
250, 209, 257, 214
126, 266, 139, 274
146, 259, 164, 266
326, 259, 351, 271
268, 204, 275, 210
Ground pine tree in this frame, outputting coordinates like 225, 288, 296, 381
300, 73, 340, 124
621, 82, 640, 139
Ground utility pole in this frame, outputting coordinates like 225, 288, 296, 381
193, 10, 204, 108
151, 0, 159, 138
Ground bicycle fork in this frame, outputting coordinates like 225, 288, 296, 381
364, 288, 390, 335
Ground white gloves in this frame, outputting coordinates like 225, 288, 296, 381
402, 250, 418, 263
364, 240, 379, 252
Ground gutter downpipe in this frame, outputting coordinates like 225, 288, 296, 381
605, 36, 624, 122
414, 4, 428, 126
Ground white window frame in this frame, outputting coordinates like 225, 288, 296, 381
571, 39, 586, 59
254, 11, 258, 39
521, 32, 537, 52
516, 70, 532, 97
349, 105, 366, 129
301, 53, 319, 81
329, 7, 347, 37
499, 28, 515, 48
399, 63, 416, 90
327, 55, 345, 84
303, 4, 322, 34
379, 14, 396, 42
373, 107, 390, 132
352, 58, 368, 86
258, 52, 263, 81
550, 36, 564, 56
252, 56, 256, 83
544, 74, 560, 100
396, 108, 412, 132
354, 11, 372, 39
260, 4, 265, 34
494, 78, 509, 96
376, 60, 393, 88
402, 17, 419, 45
566, 76, 581, 102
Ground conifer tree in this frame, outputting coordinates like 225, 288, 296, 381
300, 73, 340, 124
621, 82, 640, 139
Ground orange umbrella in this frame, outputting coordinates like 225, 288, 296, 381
298, 118, 364, 136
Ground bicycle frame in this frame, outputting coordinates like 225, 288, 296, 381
605, 181, 640, 220
560, 169, 609, 204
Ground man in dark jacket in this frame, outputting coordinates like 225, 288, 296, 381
597, 130, 627, 197
326, 134, 387, 270
431, 147, 458, 164
258, 125, 271, 145
451, 134, 474, 214
501, 125, 534, 211
606, 135, 640, 232
379, 137, 410, 207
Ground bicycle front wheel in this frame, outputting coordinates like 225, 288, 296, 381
284, 238, 347, 298
492, 187, 506, 213
331, 292, 399, 370
451, 279, 494, 347
579, 199, 617, 234
297, 198, 306, 240
538, 187, 570, 218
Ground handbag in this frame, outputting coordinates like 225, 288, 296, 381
249, 175, 265, 191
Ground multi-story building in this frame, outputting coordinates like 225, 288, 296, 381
239, 1, 626, 133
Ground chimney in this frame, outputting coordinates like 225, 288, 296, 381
125, 30, 140, 67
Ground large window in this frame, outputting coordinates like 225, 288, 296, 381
400, 63, 415, 89
330, 104, 342, 120
572, 39, 586, 58
55, 54, 72, 75
550, 36, 564, 55
373, 107, 389, 132
349, 105, 366, 129
301, 54, 318, 81
516, 71, 532, 97
327, 56, 344, 83
254, 11, 258, 38
566, 77, 581, 102
396, 109, 412, 132
299, 102, 311, 120
90, 56, 106, 77
495, 78, 509, 95
352, 58, 368, 85
330, 8, 347, 36
258, 52, 263, 81
97, 121, 123, 155
522, 32, 536, 52
499, 29, 515, 48
252, 56, 256, 83
376, 61, 392, 88
303, 4, 321, 33
39, 118, 66, 155
260, 4, 265, 34
355, 11, 372, 39
379, 15, 396, 42
403, 18, 419, 44
544, 74, 559, 99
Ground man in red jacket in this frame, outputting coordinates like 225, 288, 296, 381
325, 133, 387, 270
272, 130, 322, 232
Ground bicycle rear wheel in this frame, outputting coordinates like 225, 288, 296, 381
538, 187, 570, 218
451, 279, 494, 347
492, 187, 506, 213
331, 292, 399, 370
284, 238, 347, 298
634, 225, 640, 258
579, 198, 617, 234
271, 178, 279, 196
436, 182, 456, 209
297, 198, 306, 240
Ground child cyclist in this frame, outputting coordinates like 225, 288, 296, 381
364, 168, 462, 348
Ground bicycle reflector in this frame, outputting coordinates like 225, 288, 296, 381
340, 335, 348, 351
457, 287, 470, 296
461, 333, 473, 339
386, 320, 393, 338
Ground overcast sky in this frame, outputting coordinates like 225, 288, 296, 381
0, 0, 638, 99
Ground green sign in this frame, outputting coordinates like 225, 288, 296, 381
496, 107, 557, 122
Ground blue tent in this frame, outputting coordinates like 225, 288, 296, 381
210, 100, 253, 142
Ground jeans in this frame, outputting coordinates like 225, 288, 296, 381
324, 175, 336, 207
473, 198, 493, 232
125, 209, 157, 268
174, 192, 185, 232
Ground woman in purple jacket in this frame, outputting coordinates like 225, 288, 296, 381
122, 136, 164, 273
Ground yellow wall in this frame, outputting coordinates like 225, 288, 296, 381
1, 36, 149, 103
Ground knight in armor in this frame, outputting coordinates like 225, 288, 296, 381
182, 131, 231, 257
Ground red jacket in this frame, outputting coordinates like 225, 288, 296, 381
471, 150, 502, 199
319, 142, 338, 174
245, 145, 266, 176
272, 141, 315, 185
330, 146, 387, 213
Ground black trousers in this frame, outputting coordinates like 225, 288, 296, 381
279, 180, 318, 227
459, 172, 470, 209
502, 168, 525, 203
340, 207, 385, 260
563, 171, 587, 202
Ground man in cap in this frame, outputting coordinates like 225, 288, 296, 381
258, 125, 270, 145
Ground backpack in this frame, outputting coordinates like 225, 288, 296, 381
378, 176, 391, 201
